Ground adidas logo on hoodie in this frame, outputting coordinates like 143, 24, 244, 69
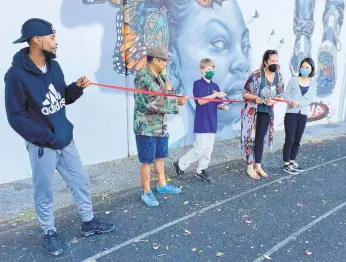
41, 84, 66, 115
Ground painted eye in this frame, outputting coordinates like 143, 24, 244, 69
210, 39, 228, 50
242, 43, 251, 57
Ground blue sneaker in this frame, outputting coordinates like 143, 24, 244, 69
157, 183, 182, 194
141, 191, 159, 207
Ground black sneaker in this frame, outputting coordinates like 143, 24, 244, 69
196, 170, 212, 183
81, 217, 115, 237
291, 162, 304, 172
283, 165, 299, 175
172, 160, 185, 180
43, 230, 63, 256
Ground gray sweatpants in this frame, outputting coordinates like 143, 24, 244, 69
26, 140, 94, 234
178, 133, 216, 174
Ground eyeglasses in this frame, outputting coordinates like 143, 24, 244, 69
158, 58, 167, 62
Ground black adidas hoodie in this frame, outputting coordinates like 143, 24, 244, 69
4, 47, 84, 150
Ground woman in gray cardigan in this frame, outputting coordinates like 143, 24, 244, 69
282, 58, 317, 174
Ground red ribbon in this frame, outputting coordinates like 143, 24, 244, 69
90, 82, 290, 104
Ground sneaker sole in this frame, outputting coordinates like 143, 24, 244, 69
141, 200, 159, 207
195, 174, 212, 183
45, 248, 64, 256
171, 162, 185, 180
283, 169, 298, 175
81, 225, 116, 237
157, 190, 181, 194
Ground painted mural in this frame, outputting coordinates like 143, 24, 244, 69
79, 0, 346, 144
1, 0, 346, 183
290, 0, 344, 96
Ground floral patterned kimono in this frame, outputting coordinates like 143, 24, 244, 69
240, 68, 284, 164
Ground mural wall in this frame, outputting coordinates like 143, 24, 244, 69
0, 0, 345, 183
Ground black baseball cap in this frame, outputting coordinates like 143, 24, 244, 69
13, 18, 56, 44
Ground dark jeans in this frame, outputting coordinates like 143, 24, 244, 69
283, 113, 307, 162
254, 112, 271, 164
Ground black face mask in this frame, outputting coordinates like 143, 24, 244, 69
42, 49, 56, 59
268, 64, 278, 72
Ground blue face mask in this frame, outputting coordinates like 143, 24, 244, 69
300, 68, 311, 77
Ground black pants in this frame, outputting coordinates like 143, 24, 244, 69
283, 113, 307, 162
254, 112, 271, 164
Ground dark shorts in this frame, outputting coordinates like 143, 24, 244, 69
135, 135, 169, 164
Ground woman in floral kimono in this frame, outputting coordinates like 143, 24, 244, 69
241, 50, 284, 179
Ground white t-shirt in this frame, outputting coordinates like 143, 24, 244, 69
39, 63, 47, 74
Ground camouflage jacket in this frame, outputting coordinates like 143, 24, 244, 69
133, 68, 179, 137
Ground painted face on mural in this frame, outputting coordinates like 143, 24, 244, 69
167, 0, 250, 127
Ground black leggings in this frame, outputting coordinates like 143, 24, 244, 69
283, 113, 307, 162
254, 112, 271, 164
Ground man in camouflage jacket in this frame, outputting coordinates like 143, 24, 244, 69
133, 46, 187, 207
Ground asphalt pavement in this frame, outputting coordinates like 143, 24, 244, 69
1, 136, 346, 262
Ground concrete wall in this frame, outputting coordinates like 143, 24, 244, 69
1, 0, 346, 184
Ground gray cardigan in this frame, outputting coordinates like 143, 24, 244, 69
283, 77, 316, 115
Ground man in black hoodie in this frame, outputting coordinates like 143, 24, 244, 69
4, 18, 115, 256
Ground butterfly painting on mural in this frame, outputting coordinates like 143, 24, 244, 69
82, 0, 122, 7
113, 1, 170, 75
98, 0, 230, 76
195, 0, 227, 8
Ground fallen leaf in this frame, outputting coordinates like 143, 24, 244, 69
184, 201, 189, 205
216, 252, 224, 257
191, 248, 197, 252
105, 211, 111, 215
136, 239, 149, 243
166, 178, 171, 182
263, 254, 272, 260
72, 237, 78, 244
184, 229, 192, 235
244, 218, 252, 224
305, 250, 312, 255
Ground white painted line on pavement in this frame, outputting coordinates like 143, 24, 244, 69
81, 156, 346, 262
253, 201, 346, 262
